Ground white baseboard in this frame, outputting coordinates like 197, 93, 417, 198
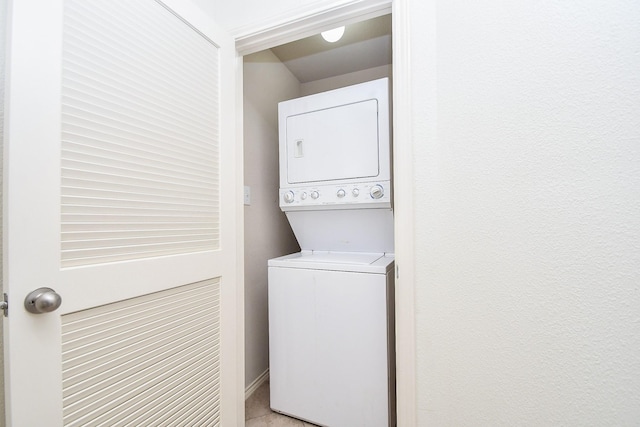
245, 369, 269, 400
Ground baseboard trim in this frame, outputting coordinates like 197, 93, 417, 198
245, 369, 270, 400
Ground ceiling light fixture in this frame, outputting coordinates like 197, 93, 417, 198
321, 26, 345, 43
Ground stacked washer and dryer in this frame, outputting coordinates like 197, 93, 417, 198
268, 78, 396, 427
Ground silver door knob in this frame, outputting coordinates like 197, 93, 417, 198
24, 287, 62, 314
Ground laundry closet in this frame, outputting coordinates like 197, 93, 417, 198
242, 13, 393, 424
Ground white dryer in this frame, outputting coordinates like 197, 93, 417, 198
268, 78, 395, 426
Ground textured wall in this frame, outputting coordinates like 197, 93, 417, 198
413, 0, 640, 424
243, 49, 300, 388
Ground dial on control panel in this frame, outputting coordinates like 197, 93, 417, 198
284, 186, 386, 204
370, 184, 384, 199
284, 191, 295, 203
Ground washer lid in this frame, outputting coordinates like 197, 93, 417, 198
285, 251, 383, 265
268, 251, 395, 274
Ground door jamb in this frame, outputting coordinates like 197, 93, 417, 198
233, 0, 391, 56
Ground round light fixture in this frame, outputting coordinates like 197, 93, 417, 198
321, 26, 345, 43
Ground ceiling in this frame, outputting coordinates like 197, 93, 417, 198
270, 14, 392, 84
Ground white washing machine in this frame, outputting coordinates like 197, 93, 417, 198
268, 251, 395, 427
268, 78, 395, 426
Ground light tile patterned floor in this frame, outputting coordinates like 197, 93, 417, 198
245, 380, 319, 427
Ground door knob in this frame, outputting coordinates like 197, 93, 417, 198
24, 287, 62, 314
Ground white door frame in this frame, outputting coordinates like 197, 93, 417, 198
233, 0, 416, 424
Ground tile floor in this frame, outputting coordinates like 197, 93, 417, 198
245, 380, 319, 427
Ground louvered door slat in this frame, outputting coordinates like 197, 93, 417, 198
63, 69, 217, 132
63, 289, 218, 358
108, 368, 218, 427
67, 3, 217, 94
62, 179, 217, 200
63, 308, 218, 377
62, 158, 217, 186
62, 122, 218, 166
62, 150, 217, 183
62, 138, 217, 174
61, 0, 220, 267
65, 334, 218, 424
62, 279, 221, 426
63, 319, 218, 402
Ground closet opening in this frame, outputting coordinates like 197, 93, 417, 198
242, 12, 394, 404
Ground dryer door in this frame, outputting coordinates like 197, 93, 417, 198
285, 99, 380, 183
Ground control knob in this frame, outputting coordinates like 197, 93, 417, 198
352, 188, 360, 197
310, 190, 320, 200
370, 184, 384, 199
337, 189, 346, 198
283, 191, 295, 203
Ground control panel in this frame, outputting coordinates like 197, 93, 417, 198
279, 181, 392, 211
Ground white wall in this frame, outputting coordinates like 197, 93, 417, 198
194, 0, 335, 34
413, 0, 640, 424
243, 49, 300, 389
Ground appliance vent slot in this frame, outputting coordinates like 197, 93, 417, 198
61, 0, 220, 267
61, 278, 221, 427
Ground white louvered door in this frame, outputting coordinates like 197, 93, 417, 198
4, 0, 240, 426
